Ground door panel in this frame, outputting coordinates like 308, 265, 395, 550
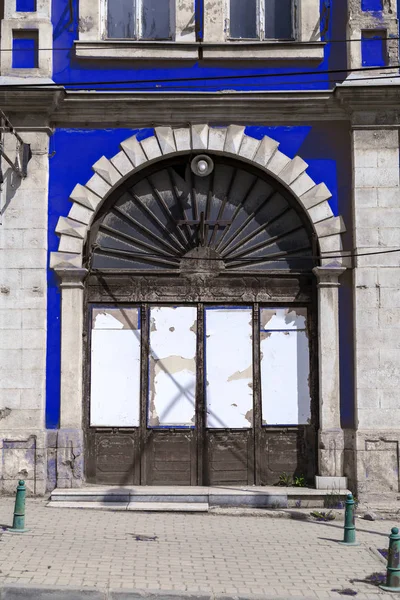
259, 427, 316, 485
87, 429, 141, 485
205, 431, 254, 485
144, 305, 198, 485
144, 430, 197, 485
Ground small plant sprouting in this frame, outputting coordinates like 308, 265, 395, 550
278, 472, 293, 486
293, 475, 306, 487
310, 510, 336, 521
277, 472, 307, 487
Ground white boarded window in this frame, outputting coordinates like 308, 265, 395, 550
90, 307, 141, 427
229, 0, 293, 40
148, 306, 197, 427
260, 308, 311, 426
107, 0, 172, 40
205, 307, 253, 429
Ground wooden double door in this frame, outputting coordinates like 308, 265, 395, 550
86, 298, 317, 487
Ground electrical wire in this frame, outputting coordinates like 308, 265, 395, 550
0, 62, 400, 90
4, 34, 400, 52
90, 246, 400, 264
56, 72, 400, 91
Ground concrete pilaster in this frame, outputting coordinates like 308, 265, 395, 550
55, 268, 87, 430
313, 264, 346, 486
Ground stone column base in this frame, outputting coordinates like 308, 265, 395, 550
318, 428, 345, 478
315, 476, 348, 490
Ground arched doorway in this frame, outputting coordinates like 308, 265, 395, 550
51, 125, 347, 490
84, 152, 319, 486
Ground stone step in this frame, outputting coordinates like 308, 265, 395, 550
49, 486, 350, 510
47, 501, 209, 512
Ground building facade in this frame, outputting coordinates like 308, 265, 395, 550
0, 0, 399, 503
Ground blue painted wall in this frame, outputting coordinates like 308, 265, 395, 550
46, 124, 350, 427
45, 0, 357, 428
50, 0, 347, 91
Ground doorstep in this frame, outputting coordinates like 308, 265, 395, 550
48, 485, 350, 511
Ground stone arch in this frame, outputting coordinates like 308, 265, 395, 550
50, 124, 346, 270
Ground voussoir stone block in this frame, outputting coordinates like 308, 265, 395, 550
253, 136, 280, 167
110, 150, 134, 176
315, 216, 346, 238
290, 172, 316, 197
121, 135, 148, 167
155, 126, 176, 155
319, 234, 342, 255
92, 156, 122, 186
50, 252, 83, 269
266, 150, 292, 175
85, 174, 112, 199
208, 127, 227, 152
173, 127, 192, 151
300, 182, 332, 209
191, 124, 209, 149
55, 217, 86, 239
224, 125, 246, 155
68, 203, 95, 226
239, 135, 261, 161
59, 236, 85, 254
308, 200, 333, 223
70, 183, 101, 211
279, 156, 308, 185
141, 135, 162, 160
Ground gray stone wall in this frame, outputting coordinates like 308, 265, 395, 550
0, 131, 50, 494
352, 128, 400, 502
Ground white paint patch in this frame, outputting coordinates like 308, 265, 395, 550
260, 307, 311, 426
205, 307, 253, 429
90, 308, 141, 427
149, 306, 197, 427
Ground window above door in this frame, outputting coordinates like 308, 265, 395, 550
228, 0, 293, 41
75, 0, 324, 61
106, 0, 173, 41
202, 0, 324, 60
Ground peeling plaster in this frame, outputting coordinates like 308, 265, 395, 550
149, 306, 197, 427
260, 308, 311, 426
206, 307, 253, 429
92, 308, 139, 330
260, 307, 307, 331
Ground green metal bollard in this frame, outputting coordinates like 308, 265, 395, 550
380, 527, 400, 592
339, 493, 360, 546
7, 480, 29, 533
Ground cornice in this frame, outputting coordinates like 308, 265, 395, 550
52, 89, 346, 126
2, 84, 400, 128
0, 87, 65, 115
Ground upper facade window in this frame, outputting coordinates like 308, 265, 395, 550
75, 0, 323, 62
229, 0, 293, 41
106, 0, 173, 40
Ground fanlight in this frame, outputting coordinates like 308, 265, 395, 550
89, 155, 316, 273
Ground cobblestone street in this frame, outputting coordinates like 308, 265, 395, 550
0, 498, 397, 599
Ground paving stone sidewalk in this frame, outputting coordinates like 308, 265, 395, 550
0, 498, 397, 599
